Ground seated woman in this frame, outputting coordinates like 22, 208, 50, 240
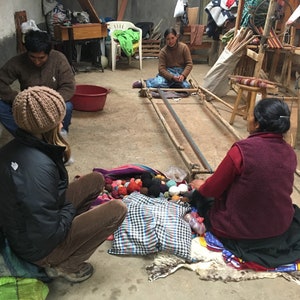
133, 27, 193, 89
190, 98, 300, 268
0, 86, 127, 283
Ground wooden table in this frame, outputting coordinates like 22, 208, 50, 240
53, 23, 107, 69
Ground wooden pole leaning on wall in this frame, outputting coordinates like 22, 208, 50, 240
253, 0, 278, 77
117, 0, 128, 21
14, 11, 27, 53
234, 0, 244, 37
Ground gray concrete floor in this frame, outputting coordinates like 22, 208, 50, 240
1, 58, 300, 299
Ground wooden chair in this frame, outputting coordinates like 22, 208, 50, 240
106, 21, 142, 71
14, 11, 27, 53
229, 83, 267, 125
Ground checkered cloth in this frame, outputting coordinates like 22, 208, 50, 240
108, 192, 192, 261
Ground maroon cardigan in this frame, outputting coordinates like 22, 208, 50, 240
199, 132, 297, 239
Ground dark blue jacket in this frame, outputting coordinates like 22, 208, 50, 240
0, 129, 75, 262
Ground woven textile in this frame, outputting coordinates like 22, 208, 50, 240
230, 75, 277, 88
108, 192, 192, 261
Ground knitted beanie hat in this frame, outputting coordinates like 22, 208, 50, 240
13, 86, 66, 134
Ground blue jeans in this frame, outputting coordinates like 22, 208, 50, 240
146, 67, 191, 88
0, 99, 73, 136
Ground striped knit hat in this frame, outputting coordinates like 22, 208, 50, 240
13, 86, 66, 134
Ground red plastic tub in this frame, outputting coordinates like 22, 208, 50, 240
71, 85, 110, 112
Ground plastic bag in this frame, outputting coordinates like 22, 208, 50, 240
174, 0, 185, 18
21, 20, 41, 34
46, 3, 69, 38
164, 166, 187, 182
73, 11, 90, 23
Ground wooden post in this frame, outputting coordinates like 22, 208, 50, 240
117, 0, 128, 21
296, 76, 300, 149
14, 11, 27, 53
253, 0, 278, 77
234, 0, 244, 37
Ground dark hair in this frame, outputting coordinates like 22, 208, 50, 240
254, 98, 290, 133
24, 30, 52, 54
164, 27, 177, 38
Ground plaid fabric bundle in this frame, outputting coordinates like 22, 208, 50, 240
108, 192, 192, 261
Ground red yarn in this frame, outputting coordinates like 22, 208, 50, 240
127, 178, 142, 194
118, 186, 128, 196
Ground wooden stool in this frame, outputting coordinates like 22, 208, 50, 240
229, 83, 267, 125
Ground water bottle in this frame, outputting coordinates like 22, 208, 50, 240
184, 213, 206, 235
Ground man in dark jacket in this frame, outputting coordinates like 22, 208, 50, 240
0, 30, 75, 136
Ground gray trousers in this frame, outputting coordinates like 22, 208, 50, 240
35, 172, 127, 272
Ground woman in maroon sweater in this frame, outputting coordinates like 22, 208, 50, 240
190, 98, 300, 268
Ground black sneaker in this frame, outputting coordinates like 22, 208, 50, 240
45, 262, 94, 283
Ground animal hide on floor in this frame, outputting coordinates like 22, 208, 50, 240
145, 237, 300, 284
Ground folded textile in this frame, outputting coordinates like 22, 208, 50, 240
112, 29, 140, 57
204, 231, 300, 272
229, 75, 277, 88
93, 163, 163, 179
146, 236, 300, 284
190, 25, 205, 46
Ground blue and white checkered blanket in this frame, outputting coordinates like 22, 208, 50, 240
108, 192, 192, 261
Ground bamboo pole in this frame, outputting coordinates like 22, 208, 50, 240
141, 87, 199, 93
196, 84, 234, 111
147, 97, 195, 169
157, 89, 214, 173
234, 0, 245, 37
202, 100, 243, 141
254, 0, 278, 77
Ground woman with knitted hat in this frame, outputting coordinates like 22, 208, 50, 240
0, 86, 127, 283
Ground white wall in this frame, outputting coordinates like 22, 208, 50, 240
0, 0, 44, 39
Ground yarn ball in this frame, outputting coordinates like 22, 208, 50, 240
148, 184, 161, 198
166, 180, 177, 188
171, 195, 180, 201
111, 190, 120, 199
101, 55, 109, 69
118, 186, 127, 196
140, 187, 149, 195
169, 185, 180, 196
141, 172, 153, 187
127, 178, 142, 194
160, 183, 169, 193
142, 178, 153, 188
178, 183, 188, 194
105, 183, 113, 193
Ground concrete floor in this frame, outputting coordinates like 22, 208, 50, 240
1, 58, 300, 299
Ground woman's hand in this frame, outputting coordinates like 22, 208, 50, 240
173, 74, 185, 82
190, 179, 205, 190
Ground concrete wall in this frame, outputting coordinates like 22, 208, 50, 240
63, 0, 206, 34
0, 0, 45, 66
0, 0, 208, 66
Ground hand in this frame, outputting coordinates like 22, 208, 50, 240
173, 74, 185, 82
190, 179, 205, 190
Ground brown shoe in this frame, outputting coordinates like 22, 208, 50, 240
45, 262, 94, 283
